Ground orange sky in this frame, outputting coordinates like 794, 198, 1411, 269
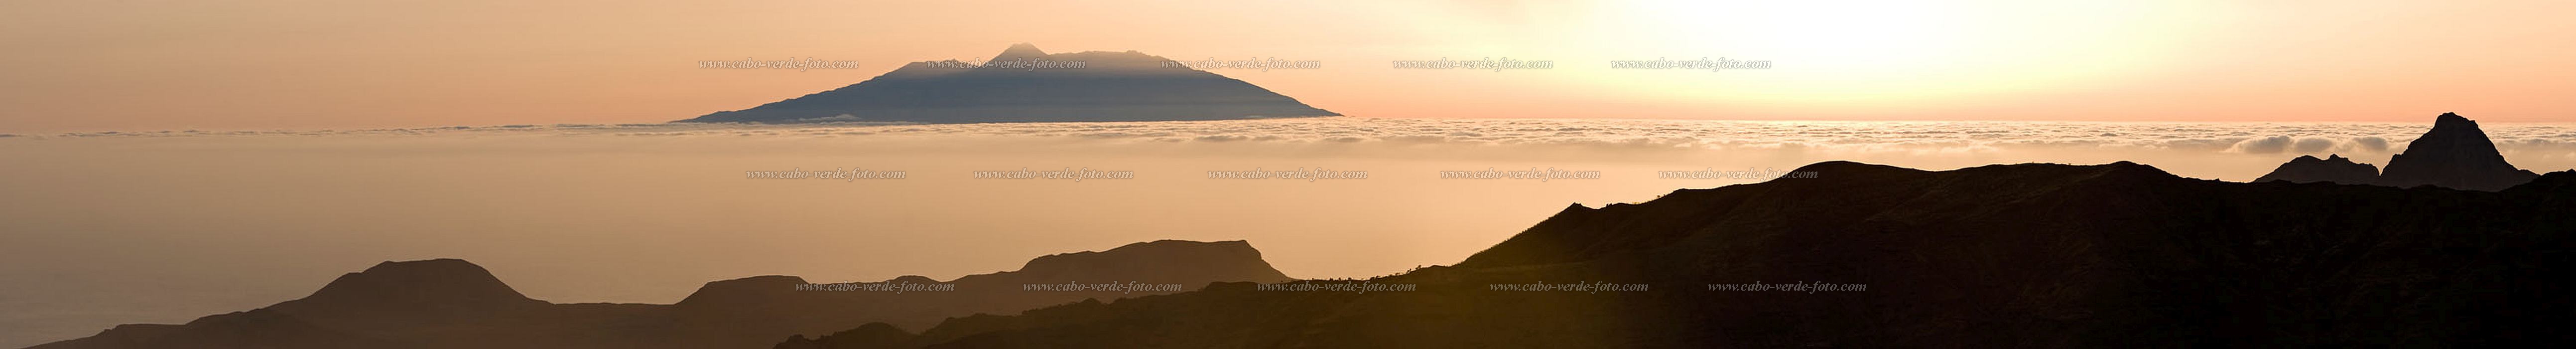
3, 0, 2572, 132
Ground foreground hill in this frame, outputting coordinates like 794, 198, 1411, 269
677, 43, 1339, 124
25, 240, 1292, 349
790, 161, 2576, 348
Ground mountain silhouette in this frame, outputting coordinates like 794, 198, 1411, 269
2251, 154, 2379, 184
33, 160, 2575, 348
2379, 112, 2541, 190
285, 259, 547, 312
24, 240, 1292, 349
785, 161, 2576, 348
2254, 112, 2541, 190
676, 43, 1339, 124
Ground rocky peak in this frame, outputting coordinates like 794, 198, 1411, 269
2251, 112, 2538, 190
2379, 112, 2538, 190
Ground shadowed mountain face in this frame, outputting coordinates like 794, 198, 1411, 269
787, 161, 2576, 348
676, 43, 1339, 124
2255, 113, 2540, 190
24, 240, 1292, 349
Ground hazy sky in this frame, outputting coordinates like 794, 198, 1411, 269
3, 0, 2573, 132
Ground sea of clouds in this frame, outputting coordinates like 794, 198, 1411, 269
25, 118, 2576, 159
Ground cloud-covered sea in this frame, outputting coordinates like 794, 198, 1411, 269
24, 118, 2575, 161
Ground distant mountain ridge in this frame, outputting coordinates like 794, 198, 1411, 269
677, 43, 1340, 124
2251, 154, 2379, 184
2255, 112, 2541, 190
784, 161, 2576, 348
25, 240, 1293, 349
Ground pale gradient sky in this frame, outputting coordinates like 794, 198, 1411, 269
2, 0, 2572, 132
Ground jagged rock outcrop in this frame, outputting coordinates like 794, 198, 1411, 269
677, 43, 1339, 124
2378, 112, 2540, 190
790, 161, 2576, 348
25, 240, 1293, 349
2252, 154, 2380, 184
2251, 112, 2541, 190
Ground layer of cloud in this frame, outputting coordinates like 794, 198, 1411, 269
15, 118, 2576, 156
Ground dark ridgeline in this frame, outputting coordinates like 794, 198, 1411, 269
675, 43, 1340, 124
23, 240, 1293, 349
2250, 154, 2378, 184
787, 162, 2575, 348
2256, 112, 2542, 190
